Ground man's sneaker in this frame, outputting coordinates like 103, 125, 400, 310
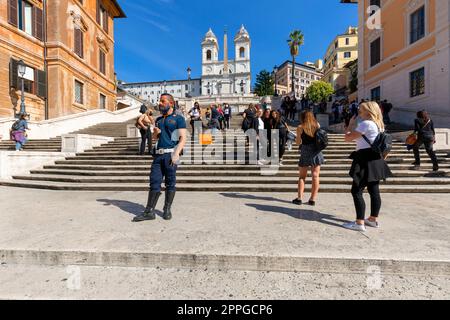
364, 219, 379, 228
342, 222, 366, 232
433, 165, 439, 172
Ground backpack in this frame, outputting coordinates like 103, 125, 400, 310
363, 132, 393, 158
242, 118, 250, 131
135, 115, 143, 129
11, 120, 21, 131
315, 129, 329, 151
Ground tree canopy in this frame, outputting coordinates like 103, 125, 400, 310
306, 81, 334, 103
254, 70, 275, 97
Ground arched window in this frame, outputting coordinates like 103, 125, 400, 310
239, 47, 245, 58
206, 50, 212, 61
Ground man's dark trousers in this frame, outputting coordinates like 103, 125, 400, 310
150, 153, 177, 192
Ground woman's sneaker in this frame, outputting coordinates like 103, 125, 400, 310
342, 222, 366, 232
364, 219, 379, 228
292, 199, 302, 206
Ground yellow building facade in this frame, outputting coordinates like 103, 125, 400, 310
343, 0, 450, 127
0, 0, 125, 121
322, 26, 359, 93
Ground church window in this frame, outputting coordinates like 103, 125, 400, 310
239, 47, 245, 58
206, 50, 212, 61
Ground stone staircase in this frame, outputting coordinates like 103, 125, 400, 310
70, 119, 136, 137
0, 119, 137, 152
0, 137, 62, 152
1, 116, 449, 193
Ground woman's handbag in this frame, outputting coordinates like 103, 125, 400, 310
286, 130, 296, 141
405, 133, 418, 146
199, 133, 213, 145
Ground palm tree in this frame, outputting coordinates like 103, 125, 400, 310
288, 30, 304, 97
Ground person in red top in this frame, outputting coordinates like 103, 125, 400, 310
217, 104, 225, 131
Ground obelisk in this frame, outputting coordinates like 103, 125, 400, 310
221, 26, 232, 95
223, 27, 229, 75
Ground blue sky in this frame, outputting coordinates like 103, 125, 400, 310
114, 0, 358, 84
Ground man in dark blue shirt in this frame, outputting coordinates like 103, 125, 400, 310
133, 94, 187, 222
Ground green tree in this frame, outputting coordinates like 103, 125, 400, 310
254, 70, 275, 97
287, 30, 304, 94
306, 81, 335, 103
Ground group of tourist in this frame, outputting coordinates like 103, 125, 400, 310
332, 99, 393, 127
242, 104, 293, 166
188, 102, 233, 133
280, 96, 298, 121
292, 101, 439, 232
131, 95, 439, 232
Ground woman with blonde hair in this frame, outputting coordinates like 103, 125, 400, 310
343, 101, 392, 232
292, 111, 325, 206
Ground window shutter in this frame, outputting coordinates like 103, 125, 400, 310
9, 58, 19, 89
103, 10, 109, 33
8, 0, 18, 27
96, 0, 101, 24
80, 30, 84, 58
74, 28, 83, 58
34, 7, 44, 41
74, 29, 79, 56
37, 70, 47, 98
100, 50, 106, 75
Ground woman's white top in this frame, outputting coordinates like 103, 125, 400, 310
258, 118, 265, 130
355, 120, 380, 151
190, 109, 200, 118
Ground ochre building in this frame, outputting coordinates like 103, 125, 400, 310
342, 0, 450, 127
0, 0, 125, 121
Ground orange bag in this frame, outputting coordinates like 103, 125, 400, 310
406, 133, 418, 146
199, 133, 213, 145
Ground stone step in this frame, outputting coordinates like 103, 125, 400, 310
42, 163, 449, 172
0, 249, 446, 277
76, 149, 424, 156
29, 169, 441, 178
53, 159, 448, 166
1, 180, 450, 193
11, 174, 450, 186
68, 153, 448, 161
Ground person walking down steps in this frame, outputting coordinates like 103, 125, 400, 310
10, 113, 30, 151
133, 94, 187, 222
412, 110, 439, 172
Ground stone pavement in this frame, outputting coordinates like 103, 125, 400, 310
1, 264, 448, 300
0, 187, 449, 271
1, 186, 449, 299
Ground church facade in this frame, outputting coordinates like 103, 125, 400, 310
201, 25, 252, 97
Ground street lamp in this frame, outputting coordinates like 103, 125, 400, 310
17, 60, 27, 116
186, 67, 192, 98
273, 65, 279, 97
